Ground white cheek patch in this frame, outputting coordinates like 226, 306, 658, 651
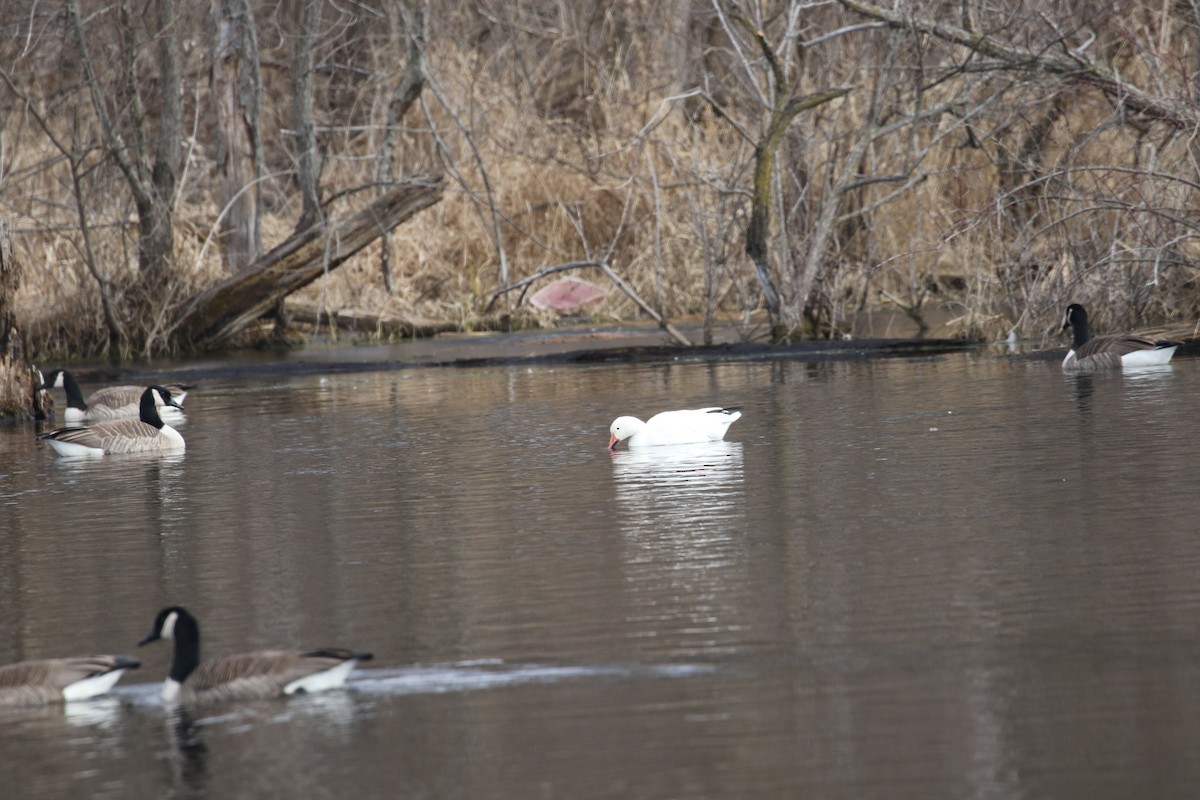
161, 611, 179, 641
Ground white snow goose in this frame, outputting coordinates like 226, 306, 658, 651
609, 407, 742, 450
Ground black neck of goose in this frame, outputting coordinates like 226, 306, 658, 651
140, 390, 166, 429
59, 371, 87, 410
1070, 313, 1091, 350
169, 612, 201, 684
1075, 321, 1094, 347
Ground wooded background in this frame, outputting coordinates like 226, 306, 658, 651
1, 0, 1198, 357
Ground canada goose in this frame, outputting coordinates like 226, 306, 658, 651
138, 606, 373, 705
42, 368, 191, 422
37, 385, 185, 456
1061, 303, 1183, 371
0, 655, 139, 707
609, 407, 742, 450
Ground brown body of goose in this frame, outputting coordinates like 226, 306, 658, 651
37, 386, 185, 456
43, 369, 191, 422
0, 655, 140, 707
1061, 303, 1182, 371
139, 606, 373, 706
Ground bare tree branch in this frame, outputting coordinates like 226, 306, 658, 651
836, 0, 1198, 127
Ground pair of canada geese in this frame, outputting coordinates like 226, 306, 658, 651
37, 370, 191, 455
0, 606, 372, 708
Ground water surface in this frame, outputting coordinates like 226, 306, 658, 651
3, 347, 1200, 798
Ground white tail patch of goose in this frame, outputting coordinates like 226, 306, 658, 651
41, 438, 105, 457
1120, 346, 1178, 367
284, 658, 359, 695
61, 668, 129, 701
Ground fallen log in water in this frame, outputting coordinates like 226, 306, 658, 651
171, 175, 444, 351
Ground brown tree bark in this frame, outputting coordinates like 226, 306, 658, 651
378, 0, 429, 293
211, 0, 263, 275
293, 0, 323, 231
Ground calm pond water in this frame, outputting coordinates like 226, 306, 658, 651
3, 339, 1200, 799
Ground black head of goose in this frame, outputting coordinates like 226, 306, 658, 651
37, 385, 185, 456
42, 369, 191, 422
1061, 303, 1182, 371
0, 654, 140, 707
138, 606, 373, 706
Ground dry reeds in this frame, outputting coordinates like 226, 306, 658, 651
2, 1, 1199, 358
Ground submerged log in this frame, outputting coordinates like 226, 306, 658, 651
286, 303, 522, 338
287, 303, 461, 338
171, 175, 444, 351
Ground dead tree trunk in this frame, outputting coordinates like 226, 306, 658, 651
170, 176, 444, 351
211, 0, 263, 275
276, 0, 323, 339
68, 0, 183, 354
293, 0, 323, 231
746, 88, 849, 339
377, 0, 429, 293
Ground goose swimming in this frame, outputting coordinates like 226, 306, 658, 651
37, 385, 185, 456
42, 369, 190, 422
1061, 303, 1182, 371
138, 606, 373, 705
608, 407, 742, 449
0, 654, 139, 707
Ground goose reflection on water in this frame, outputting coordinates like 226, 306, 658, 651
614, 441, 744, 546
610, 440, 745, 530
610, 441, 749, 658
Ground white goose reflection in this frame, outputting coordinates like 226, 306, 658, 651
1120, 363, 1175, 381
610, 441, 745, 529
0, 694, 130, 729
611, 442, 748, 659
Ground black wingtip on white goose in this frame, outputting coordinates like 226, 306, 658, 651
138, 606, 373, 706
1061, 303, 1182, 371
42, 368, 192, 422
37, 385, 185, 456
0, 654, 140, 707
